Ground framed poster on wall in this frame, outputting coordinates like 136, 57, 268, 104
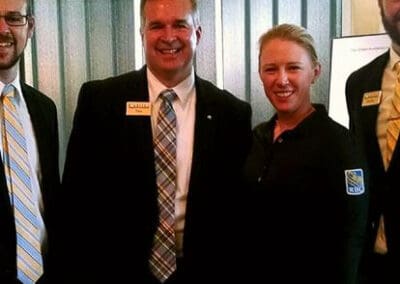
328, 33, 391, 128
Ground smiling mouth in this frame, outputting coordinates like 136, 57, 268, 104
0, 42, 12, 47
157, 45, 183, 55
161, 48, 178, 54
276, 91, 292, 98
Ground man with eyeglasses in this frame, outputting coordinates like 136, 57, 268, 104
0, 0, 60, 283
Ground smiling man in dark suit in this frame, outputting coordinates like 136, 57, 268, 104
0, 0, 60, 283
346, 0, 400, 283
59, 0, 252, 283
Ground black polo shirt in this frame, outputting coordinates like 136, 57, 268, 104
244, 105, 369, 284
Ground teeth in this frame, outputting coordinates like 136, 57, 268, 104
161, 49, 177, 54
276, 91, 292, 97
0, 42, 12, 47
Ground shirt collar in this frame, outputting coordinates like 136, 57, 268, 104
389, 46, 400, 71
0, 73, 23, 103
270, 106, 324, 139
147, 67, 195, 106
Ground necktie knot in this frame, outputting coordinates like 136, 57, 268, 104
158, 90, 177, 127
395, 61, 400, 73
160, 89, 177, 111
2, 84, 15, 99
394, 61, 400, 83
160, 89, 176, 102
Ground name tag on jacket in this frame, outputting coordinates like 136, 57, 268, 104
126, 102, 151, 116
361, 91, 382, 107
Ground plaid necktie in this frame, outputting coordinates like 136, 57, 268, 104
387, 61, 400, 165
149, 89, 177, 282
1, 85, 43, 283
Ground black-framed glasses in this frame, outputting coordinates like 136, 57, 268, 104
0, 12, 30, 27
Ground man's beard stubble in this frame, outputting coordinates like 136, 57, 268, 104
0, 33, 23, 70
381, 10, 400, 46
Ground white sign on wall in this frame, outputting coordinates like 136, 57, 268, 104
328, 33, 391, 128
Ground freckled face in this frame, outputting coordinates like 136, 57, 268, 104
258, 38, 320, 116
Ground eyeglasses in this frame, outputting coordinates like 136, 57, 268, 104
0, 13, 30, 27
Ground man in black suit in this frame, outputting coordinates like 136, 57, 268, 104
346, 0, 400, 282
0, 0, 60, 283
59, 0, 252, 283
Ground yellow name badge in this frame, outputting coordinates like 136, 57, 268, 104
361, 91, 382, 107
126, 101, 151, 116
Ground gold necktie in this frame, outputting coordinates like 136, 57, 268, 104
386, 61, 400, 164
373, 62, 400, 255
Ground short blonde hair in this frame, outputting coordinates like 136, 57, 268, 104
258, 23, 319, 67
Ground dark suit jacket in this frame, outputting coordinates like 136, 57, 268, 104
59, 67, 252, 283
0, 83, 60, 283
346, 50, 400, 268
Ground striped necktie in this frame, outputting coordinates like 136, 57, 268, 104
374, 62, 400, 255
1, 85, 43, 283
387, 61, 400, 165
149, 89, 177, 282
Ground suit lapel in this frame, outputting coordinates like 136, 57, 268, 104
0, 155, 11, 217
123, 67, 153, 142
20, 84, 54, 190
121, 68, 157, 181
360, 52, 389, 136
186, 77, 218, 204
357, 52, 388, 170
192, 77, 218, 163
21, 84, 44, 153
